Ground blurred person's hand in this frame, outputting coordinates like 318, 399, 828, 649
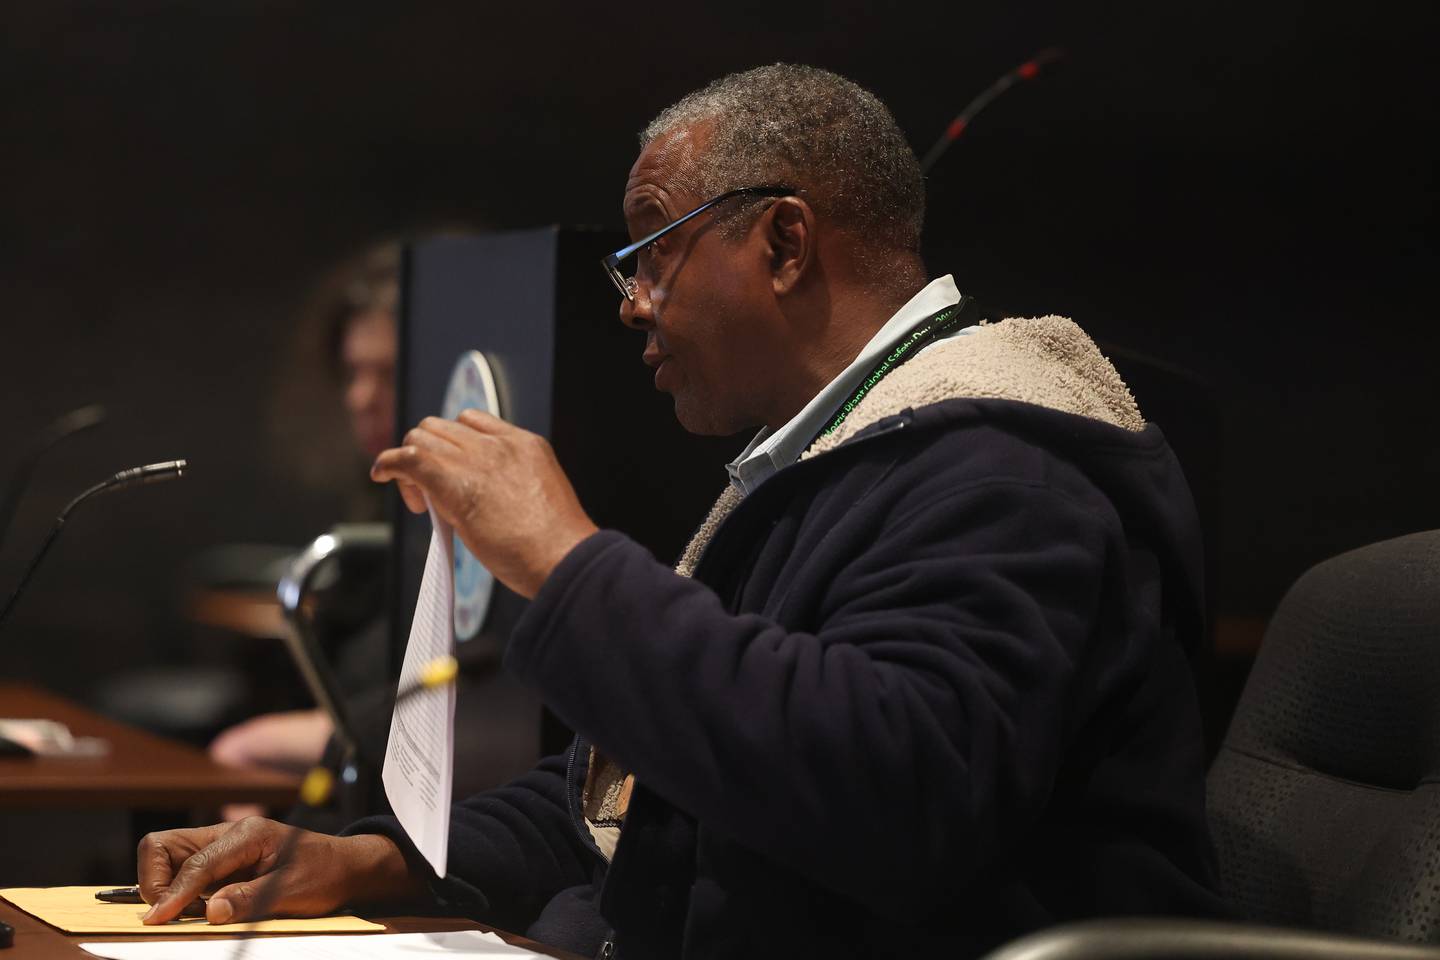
209, 709, 334, 774
370, 410, 599, 599
209, 709, 335, 822
137, 818, 420, 925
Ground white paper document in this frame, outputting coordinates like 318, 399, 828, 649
80, 930, 547, 959
382, 507, 458, 877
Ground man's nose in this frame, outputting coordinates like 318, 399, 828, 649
619, 284, 654, 331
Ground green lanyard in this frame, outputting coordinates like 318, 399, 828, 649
811, 295, 981, 446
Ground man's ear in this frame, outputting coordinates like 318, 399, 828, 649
764, 197, 815, 296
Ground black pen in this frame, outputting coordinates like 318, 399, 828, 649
95, 887, 208, 917
95, 887, 144, 903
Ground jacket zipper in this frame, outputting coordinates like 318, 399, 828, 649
565, 736, 608, 860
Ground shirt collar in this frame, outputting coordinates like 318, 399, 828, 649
726, 274, 967, 496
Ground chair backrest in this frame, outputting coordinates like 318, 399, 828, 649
1207, 530, 1440, 942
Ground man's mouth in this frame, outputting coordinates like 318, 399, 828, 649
643, 342, 672, 387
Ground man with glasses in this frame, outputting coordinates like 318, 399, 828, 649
138, 65, 1222, 957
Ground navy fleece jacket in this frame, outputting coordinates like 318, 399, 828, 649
352, 392, 1224, 958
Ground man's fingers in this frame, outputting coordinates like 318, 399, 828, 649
142, 823, 267, 925
369, 444, 421, 485
206, 874, 278, 925
371, 439, 460, 493
416, 414, 495, 444
136, 836, 181, 907
136, 826, 224, 909
370, 447, 444, 515
403, 419, 467, 452
371, 412, 512, 490
455, 408, 506, 433
370, 448, 413, 492
398, 480, 427, 514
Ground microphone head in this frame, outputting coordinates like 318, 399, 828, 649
106, 459, 189, 490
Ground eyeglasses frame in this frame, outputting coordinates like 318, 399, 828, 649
600, 185, 797, 301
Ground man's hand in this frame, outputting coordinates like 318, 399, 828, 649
370, 410, 599, 598
137, 819, 420, 925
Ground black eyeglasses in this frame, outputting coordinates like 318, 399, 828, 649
601, 185, 796, 301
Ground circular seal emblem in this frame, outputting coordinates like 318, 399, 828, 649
441, 351, 501, 643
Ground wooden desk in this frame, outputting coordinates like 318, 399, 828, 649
186, 587, 293, 641
0, 683, 296, 810
0, 899, 581, 959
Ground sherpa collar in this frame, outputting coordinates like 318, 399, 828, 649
675, 315, 1142, 578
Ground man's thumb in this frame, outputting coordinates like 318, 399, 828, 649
207, 874, 278, 925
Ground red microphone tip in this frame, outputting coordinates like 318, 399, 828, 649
1017, 61, 1041, 80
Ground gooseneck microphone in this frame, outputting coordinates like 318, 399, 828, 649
0, 459, 187, 633
918, 47, 1064, 175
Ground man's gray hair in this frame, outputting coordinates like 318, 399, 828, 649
642, 64, 925, 256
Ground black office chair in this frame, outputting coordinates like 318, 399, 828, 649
981, 530, 1440, 959
1207, 529, 1440, 940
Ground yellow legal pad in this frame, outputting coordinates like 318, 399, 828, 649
0, 886, 385, 935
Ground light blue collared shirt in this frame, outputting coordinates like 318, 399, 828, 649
726, 274, 977, 496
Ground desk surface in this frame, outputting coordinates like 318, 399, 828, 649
0, 683, 297, 810
0, 899, 580, 959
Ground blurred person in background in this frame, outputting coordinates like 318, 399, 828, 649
332, 246, 401, 465
208, 243, 399, 814
266, 242, 402, 520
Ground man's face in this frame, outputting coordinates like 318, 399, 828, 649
620, 125, 777, 436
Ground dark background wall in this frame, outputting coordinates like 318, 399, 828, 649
1, 1, 1435, 705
